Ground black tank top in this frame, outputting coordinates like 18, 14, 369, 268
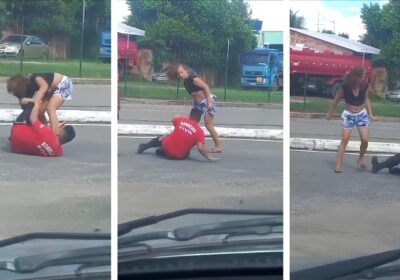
26, 73, 55, 98
184, 74, 203, 95
342, 81, 368, 106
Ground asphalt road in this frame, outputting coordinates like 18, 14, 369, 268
0, 83, 111, 110
118, 137, 283, 223
119, 102, 283, 130
291, 150, 400, 271
0, 125, 111, 239
291, 117, 400, 143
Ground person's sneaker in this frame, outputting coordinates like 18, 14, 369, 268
137, 143, 146, 154
371, 156, 379, 173
389, 167, 400, 174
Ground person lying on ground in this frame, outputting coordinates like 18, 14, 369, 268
371, 154, 400, 174
9, 101, 75, 157
137, 108, 219, 161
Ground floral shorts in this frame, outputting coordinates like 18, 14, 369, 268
193, 95, 217, 115
54, 76, 73, 101
341, 108, 369, 129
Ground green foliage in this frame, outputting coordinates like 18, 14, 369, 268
361, 1, 400, 89
127, 0, 257, 86
290, 9, 305, 29
0, 0, 110, 59
338, 32, 349, 39
321, 29, 334, 34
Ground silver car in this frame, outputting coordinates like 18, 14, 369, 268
0, 34, 49, 59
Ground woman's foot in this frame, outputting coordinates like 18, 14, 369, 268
334, 168, 343, 173
357, 158, 366, 169
209, 146, 222, 153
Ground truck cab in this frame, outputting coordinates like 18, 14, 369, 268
240, 48, 283, 90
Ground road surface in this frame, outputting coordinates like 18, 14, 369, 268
291, 149, 400, 271
119, 137, 283, 223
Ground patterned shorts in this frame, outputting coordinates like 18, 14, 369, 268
194, 95, 217, 115
54, 76, 73, 101
341, 108, 369, 129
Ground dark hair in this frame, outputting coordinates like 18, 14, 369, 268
343, 67, 365, 88
7, 74, 29, 100
166, 63, 190, 81
59, 125, 76, 145
189, 108, 202, 122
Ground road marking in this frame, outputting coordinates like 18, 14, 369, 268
0, 123, 110, 127
292, 149, 395, 157
119, 135, 282, 143
118, 124, 283, 140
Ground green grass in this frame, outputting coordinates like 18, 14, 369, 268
291, 96, 400, 118
0, 58, 110, 78
119, 81, 283, 103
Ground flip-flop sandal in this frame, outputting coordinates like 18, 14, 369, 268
209, 148, 222, 153
334, 169, 343, 173
357, 162, 366, 169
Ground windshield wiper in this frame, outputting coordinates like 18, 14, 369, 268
0, 245, 110, 273
119, 216, 282, 246
118, 208, 282, 236
291, 248, 400, 280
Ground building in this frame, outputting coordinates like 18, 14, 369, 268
290, 28, 380, 56
262, 31, 283, 51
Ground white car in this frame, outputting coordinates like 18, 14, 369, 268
388, 88, 400, 102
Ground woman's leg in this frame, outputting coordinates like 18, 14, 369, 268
204, 113, 222, 152
336, 128, 352, 172
47, 95, 65, 135
357, 126, 369, 168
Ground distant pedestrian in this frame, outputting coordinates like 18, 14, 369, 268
7, 72, 73, 136
167, 63, 222, 153
326, 67, 378, 173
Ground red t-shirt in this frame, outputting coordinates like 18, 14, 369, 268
10, 120, 63, 157
162, 117, 205, 159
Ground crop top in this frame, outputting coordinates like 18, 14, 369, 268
26, 73, 55, 98
342, 81, 368, 106
184, 74, 204, 95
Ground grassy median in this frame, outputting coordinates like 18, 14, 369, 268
119, 80, 283, 104
291, 95, 400, 118
0, 58, 110, 78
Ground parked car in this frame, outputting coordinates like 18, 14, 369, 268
151, 71, 167, 82
388, 87, 400, 102
0, 34, 49, 59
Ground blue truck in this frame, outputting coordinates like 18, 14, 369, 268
240, 48, 283, 90
99, 16, 111, 62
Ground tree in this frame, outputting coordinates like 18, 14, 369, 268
0, 0, 110, 58
290, 9, 305, 29
127, 0, 257, 86
338, 32, 349, 39
360, 1, 400, 89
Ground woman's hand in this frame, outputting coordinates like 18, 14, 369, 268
20, 97, 35, 105
371, 115, 379, 122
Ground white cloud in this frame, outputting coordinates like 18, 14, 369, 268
246, 0, 285, 31
290, 0, 365, 40
114, 0, 131, 22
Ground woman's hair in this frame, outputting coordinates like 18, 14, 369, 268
343, 67, 365, 88
7, 74, 29, 100
166, 63, 189, 81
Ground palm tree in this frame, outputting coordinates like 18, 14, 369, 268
290, 9, 305, 29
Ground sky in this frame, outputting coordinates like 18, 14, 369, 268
114, 0, 389, 40
290, 0, 389, 41
114, 0, 286, 31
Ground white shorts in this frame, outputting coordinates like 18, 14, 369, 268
54, 76, 73, 101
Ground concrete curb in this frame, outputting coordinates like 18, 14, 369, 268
291, 138, 400, 154
0, 77, 110, 85
0, 109, 111, 123
118, 124, 283, 140
121, 97, 283, 109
